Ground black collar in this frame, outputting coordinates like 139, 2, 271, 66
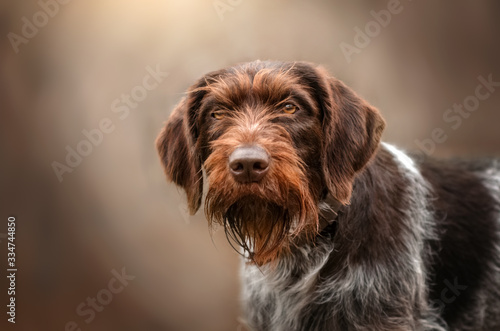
318, 193, 344, 234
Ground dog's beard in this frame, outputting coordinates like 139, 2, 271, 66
205, 175, 318, 266
203, 120, 320, 265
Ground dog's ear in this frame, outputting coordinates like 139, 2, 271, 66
156, 98, 203, 214
315, 67, 385, 204
156, 70, 223, 213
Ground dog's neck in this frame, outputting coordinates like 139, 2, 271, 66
318, 193, 344, 233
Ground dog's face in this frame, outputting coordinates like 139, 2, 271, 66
157, 61, 385, 265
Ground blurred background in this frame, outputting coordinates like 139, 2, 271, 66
1, 0, 499, 330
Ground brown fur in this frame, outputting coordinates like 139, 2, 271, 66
157, 61, 500, 330
156, 61, 385, 265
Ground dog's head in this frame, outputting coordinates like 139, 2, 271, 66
157, 61, 385, 265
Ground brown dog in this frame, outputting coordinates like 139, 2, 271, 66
157, 61, 500, 330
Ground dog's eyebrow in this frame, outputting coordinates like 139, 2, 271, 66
283, 89, 317, 113
204, 87, 316, 116
202, 96, 239, 113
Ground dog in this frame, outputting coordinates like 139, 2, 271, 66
156, 60, 500, 330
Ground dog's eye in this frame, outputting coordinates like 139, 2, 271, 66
212, 111, 225, 120
282, 104, 298, 114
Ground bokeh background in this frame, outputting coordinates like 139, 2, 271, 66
1, 0, 499, 330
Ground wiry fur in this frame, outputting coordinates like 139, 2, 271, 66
204, 108, 318, 265
156, 60, 500, 330
241, 145, 446, 331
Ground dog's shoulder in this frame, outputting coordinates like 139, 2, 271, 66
396, 147, 500, 326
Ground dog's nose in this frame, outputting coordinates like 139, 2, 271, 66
228, 145, 270, 183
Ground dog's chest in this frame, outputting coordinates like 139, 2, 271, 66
240, 243, 342, 331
